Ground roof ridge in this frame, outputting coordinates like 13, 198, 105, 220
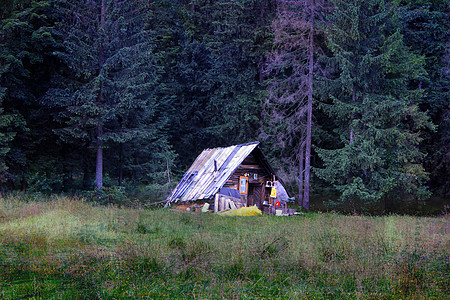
205, 141, 260, 151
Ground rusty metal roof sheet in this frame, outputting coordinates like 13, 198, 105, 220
166, 142, 260, 204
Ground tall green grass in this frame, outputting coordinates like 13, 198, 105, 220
0, 194, 448, 299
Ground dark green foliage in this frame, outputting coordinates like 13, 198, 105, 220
0, 0, 59, 187
45, 0, 175, 187
397, 0, 449, 196
0, 0, 447, 213
0, 94, 14, 182
202, 0, 267, 143
315, 0, 433, 211
162, 0, 272, 168
86, 186, 127, 206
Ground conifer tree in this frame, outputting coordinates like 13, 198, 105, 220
203, 0, 268, 146
264, 0, 326, 210
398, 0, 449, 196
47, 0, 174, 188
0, 0, 57, 187
316, 0, 433, 211
0, 91, 14, 182
163, 0, 273, 167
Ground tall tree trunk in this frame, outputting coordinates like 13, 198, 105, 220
96, 123, 103, 189
118, 143, 123, 186
166, 158, 171, 184
21, 174, 27, 191
303, 3, 315, 211
258, 1, 266, 84
100, 0, 105, 26
259, 60, 264, 84
95, 0, 106, 190
385, 196, 393, 214
350, 85, 356, 143
62, 147, 70, 192
298, 139, 305, 206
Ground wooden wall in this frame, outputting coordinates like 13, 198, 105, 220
223, 154, 270, 189
222, 153, 273, 209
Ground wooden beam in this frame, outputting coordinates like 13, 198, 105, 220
214, 194, 219, 213
230, 200, 236, 210
241, 165, 263, 169
219, 196, 224, 212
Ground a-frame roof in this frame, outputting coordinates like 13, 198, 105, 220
166, 142, 264, 204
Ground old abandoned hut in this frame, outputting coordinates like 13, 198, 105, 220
165, 142, 293, 215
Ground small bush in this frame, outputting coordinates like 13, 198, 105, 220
126, 182, 175, 204
27, 172, 64, 194
86, 186, 128, 206
135, 223, 148, 234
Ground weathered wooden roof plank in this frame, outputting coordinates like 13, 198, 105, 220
166, 142, 260, 203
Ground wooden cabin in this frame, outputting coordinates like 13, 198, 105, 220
165, 142, 293, 215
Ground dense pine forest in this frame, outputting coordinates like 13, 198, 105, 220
0, 0, 448, 213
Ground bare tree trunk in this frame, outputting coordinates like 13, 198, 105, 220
100, 0, 105, 26
96, 123, 103, 189
166, 158, 171, 184
258, 1, 266, 84
95, 0, 106, 190
118, 144, 123, 186
298, 139, 305, 206
303, 3, 315, 211
350, 85, 356, 143
385, 196, 393, 214
259, 60, 264, 84
62, 146, 70, 192
21, 174, 27, 191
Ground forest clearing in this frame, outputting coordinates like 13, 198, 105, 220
0, 195, 448, 299
1, 0, 449, 297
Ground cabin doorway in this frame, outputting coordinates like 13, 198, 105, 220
248, 183, 263, 209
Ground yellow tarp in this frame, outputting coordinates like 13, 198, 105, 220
219, 205, 262, 216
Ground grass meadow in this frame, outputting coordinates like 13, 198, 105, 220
0, 194, 448, 299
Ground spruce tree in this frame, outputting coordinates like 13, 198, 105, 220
264, 0, 326, 210
0, 0, 58, 188
161, 0, 273, 168
46, 0, 174, 188
398, 0, 449, 196
315, 0, 433, 211
203, 0, 267, 146
0, 91, 14, 182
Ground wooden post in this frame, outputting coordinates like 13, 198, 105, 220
219, 196, 224, 212
214, 194, 219, 213
230, 200, 237, 210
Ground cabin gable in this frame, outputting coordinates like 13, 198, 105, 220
223, 152, 272, 210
